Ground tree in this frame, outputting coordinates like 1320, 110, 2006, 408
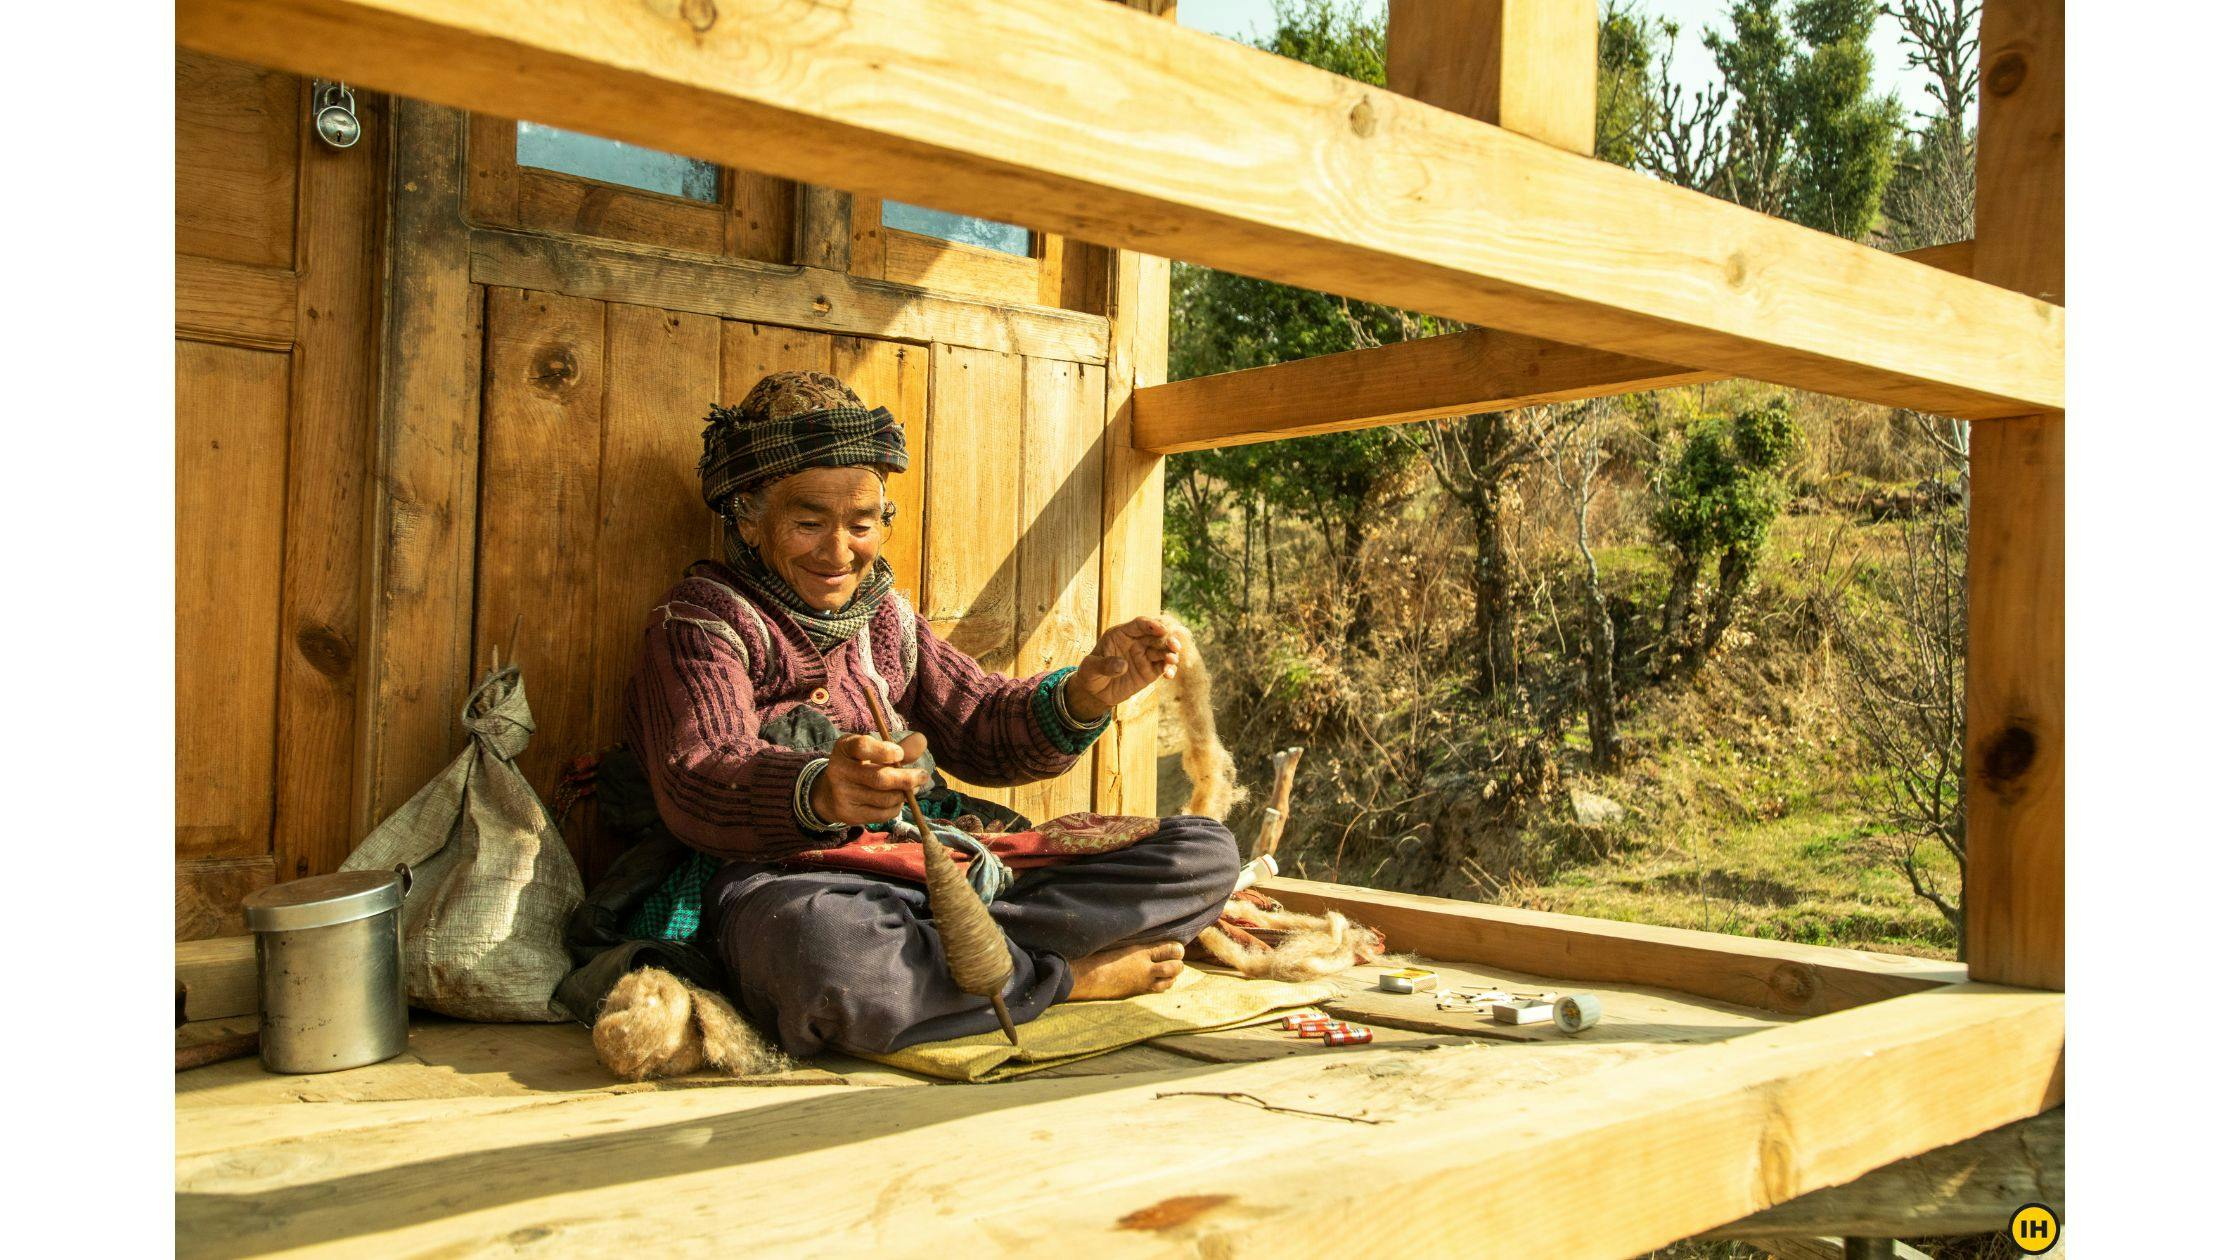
1878, 0, 1978, 251
1547, 399, 1627, 771
1833, 0, 1977, 936
1407, 3, 1660, 705
1836, 502, 1966, 933
1646, 0, 1904, 239
1596, 1, 1661, 169
1414, 409, 1553, 706
1650, 395, 1799, 672
1163, 0, 1425, 643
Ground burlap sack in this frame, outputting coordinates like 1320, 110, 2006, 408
340, 665, 584, 1021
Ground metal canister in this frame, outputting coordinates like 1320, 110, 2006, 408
241, 868, 410, 1074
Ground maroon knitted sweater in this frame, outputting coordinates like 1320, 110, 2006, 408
625, 561, 1090, 861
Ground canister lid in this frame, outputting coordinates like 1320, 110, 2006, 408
242, 870, 405, 932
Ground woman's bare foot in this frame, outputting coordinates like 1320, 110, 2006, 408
1064, 941, 1187, 1001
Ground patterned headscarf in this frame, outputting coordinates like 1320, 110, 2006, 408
701, 370, 907, 650
698, 371, 909, 512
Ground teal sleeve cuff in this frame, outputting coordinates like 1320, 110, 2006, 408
1032, 666, 1110, 756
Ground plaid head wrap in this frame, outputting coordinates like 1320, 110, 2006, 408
698, 371, 910, 512
700, 371, 909, 650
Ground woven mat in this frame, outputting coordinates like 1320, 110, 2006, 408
858, 966, 1337, 1083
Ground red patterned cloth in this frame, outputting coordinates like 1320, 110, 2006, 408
789, 812, 1161, 883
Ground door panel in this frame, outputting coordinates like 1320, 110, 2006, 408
176, 341, 292, 858
176, 51, 299, 270
176, 48, 383, 938
473, 287, 609, 832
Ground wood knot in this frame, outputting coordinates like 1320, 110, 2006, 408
1348, 97, 1377, 138
1986, 51, 2028, 97
1766, 961, 1820, 1012
1980, 723, 2037, 785
1725, 251, 1751, 289
295, 625, 356, 679
680, 0, 717, 34
530, 345, 581, 392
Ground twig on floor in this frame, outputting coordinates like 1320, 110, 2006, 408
1152, 1090, 1390, 1124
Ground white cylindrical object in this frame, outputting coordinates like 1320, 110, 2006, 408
1554, 993, 1603, 1034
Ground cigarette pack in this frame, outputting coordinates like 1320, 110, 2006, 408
1485, 996, 1556, 1025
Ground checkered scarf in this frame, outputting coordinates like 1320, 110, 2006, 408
698, 402, 910, 513
721, 529, 896, 652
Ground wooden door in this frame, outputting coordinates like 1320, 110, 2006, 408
405, 106, 1121, 880
174, 50, 383, 937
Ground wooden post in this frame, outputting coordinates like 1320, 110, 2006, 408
1388, 0, 1599, 155
358, 101, 482, 831
1964, 0, 2063, 989
1251, 746, 1304, 861
794, 185, 853, 271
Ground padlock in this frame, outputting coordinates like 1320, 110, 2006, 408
314, 82, 361, 150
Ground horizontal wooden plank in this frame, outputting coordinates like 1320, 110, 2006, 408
1184, 987, 2060, 1257
176, 857, 278, 941
881, 228, 1043, 305
177, 254, 298, 350
173, 984, 2060, 1259
1260, 877, 1963, 1016
1707, 1108, 2062, 1238
467, 227, 1108, 364
1141, 326, 1712, 453
177, 0, 2061, 419
1135, 240, 1975, 453
178, 935, 260, 1021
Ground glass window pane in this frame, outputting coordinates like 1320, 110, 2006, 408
882, 201, 1032, 255
515, 121, 720, 203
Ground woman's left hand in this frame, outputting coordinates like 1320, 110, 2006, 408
1065, 616, 1181, 720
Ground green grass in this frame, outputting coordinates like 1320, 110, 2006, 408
1514, 508, 1963, 958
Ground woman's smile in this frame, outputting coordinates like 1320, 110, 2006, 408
745, 466, 890, 611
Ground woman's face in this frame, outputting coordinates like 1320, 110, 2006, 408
744, 466, 887, 611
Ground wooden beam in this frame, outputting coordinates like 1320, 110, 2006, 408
1260, 877, 1963, 1015
1707, 1109, 2061, 1239
177, 935, 260, 1022
1388, 0, 1597, 155
1964, 0, 2063, 989
175, 0, 2061, 420
1118, 985, 2060, 1257
174, 984, 2060, 1257
467, 227, 1109, 364
175, 254, 297, 351
356, 100, 482, 830
1133, 241, 1973, 454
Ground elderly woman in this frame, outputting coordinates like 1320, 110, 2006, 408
621, 370, 1236, 1058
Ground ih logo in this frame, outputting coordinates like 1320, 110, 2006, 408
2007, 1202, 2060, 1254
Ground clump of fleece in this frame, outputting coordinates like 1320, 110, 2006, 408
1156, 614, 1241, 822
1193, 898, 1385, 982
592, 968, 792, 1081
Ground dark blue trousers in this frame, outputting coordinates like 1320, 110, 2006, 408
707, 815, 1238, 1057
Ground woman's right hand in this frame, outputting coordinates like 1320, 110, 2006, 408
812, 732, 931, 825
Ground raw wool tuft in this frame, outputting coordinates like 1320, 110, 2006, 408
593, 968, 702, 1080
1193, 900, 1383, 981
688, 979, 794, 1075
591, 967, 792, 1081
1156, 614, 1241, 821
